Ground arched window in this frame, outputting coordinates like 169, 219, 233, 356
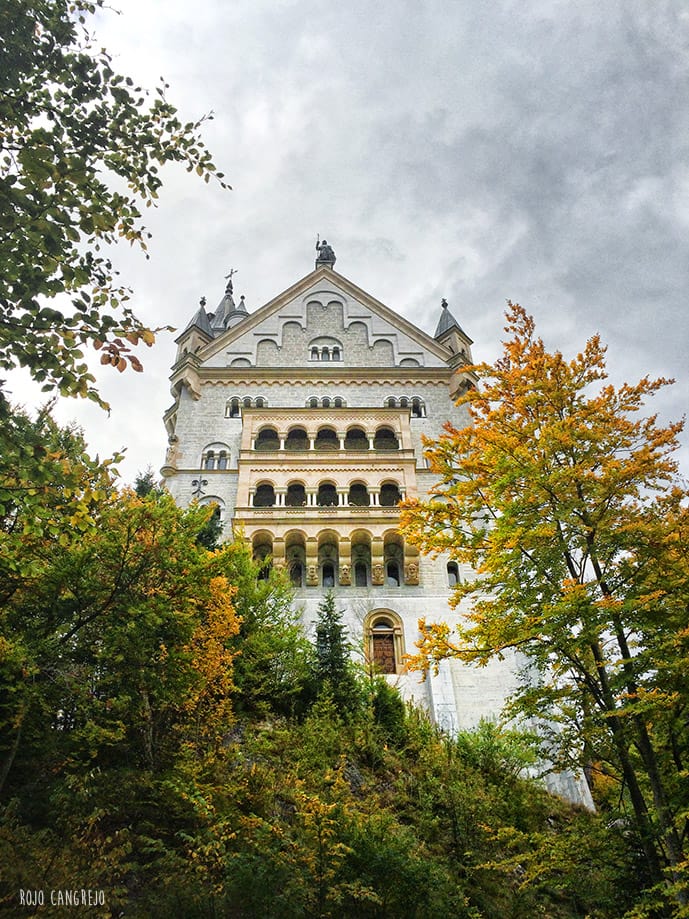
354, 561, 368, 587
344, 427, 368, 451
332, 347, 341, 361
399, 396, 409, 408
411, 398, 425, 418
380, 482, 402, 507
286, 534, 306, 588
253, 483, 276, 507
384, 534, 404, 586
318, 537, 338, 585
226, 398, 241, 418
386, 561, 400, 587
374, 426, 399, 450
255, 427, 279, 451
315, 427, 338, 451
286, 482, 306, 507
386, 397, 397, 408
204, 451, 215, 470
255, 397, 265, 408
334, 397, 344, 408
365, 611, 405, 675
321, 347, 330, 362
322, 562, 336, 588
311, 348, 319, 360
317, 482, 338, 507
217, 451, 228, 470
447, 561, 459, 587
322, 397, 331, 409
253, 534, 273, 581
243, 396, 252, 408
286, 427, 309, 451
308, 397, 319, 408
348, 483, 369, 507
290, 562, 304, 587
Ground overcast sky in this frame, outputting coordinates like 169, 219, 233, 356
10, 0, 689, 482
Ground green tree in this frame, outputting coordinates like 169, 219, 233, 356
133, 465, 163, 498
0, 394, 118, 589
212, 538, 313, 717
1, 0, 228, 406
312, 592, 362, 717
401, 303, 689, 912
0, 488, 240, 795
195, 502, 223, 549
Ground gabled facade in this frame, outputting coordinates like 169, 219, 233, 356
161, 249, 592, 807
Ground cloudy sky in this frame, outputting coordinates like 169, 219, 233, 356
11, 0, 689, 482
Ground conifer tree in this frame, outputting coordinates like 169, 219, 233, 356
312, 592, 361, 716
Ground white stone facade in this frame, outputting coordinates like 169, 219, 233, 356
160, 262, 592, 807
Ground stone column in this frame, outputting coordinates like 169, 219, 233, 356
339, 537, 351, 585
306, 489, 317, 507
371, 536, 385, 585
272, 536, 286, 570
249, 487, 256, 507
337, 488, 348, 506
338, 432, 346, 451
370, 489, 380, 506
275, 488, 286, 507
306, 537, 319, 586
368, 434, 375, 450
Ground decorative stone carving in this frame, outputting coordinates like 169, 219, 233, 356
405, 562, 419, 585
339, 563, 351, 585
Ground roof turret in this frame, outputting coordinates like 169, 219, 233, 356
179, 296, 213, 340
434, 298, 468, 339
211, 269, 249, 332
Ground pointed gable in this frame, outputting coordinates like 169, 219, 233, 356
196, 267, 454, 371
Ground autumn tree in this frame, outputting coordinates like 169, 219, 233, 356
401, 303, 689, 912
1, 0, 227, 406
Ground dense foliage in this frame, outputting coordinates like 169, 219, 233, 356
401, 303, 689, 914
0, 0, 227, 406
0, 410, 650, 917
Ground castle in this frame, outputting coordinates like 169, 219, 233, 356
160, 241, 592, 806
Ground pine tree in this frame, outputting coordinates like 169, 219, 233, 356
312, 592, 361, 716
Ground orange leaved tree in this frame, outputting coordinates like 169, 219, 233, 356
401, 303, 689, 912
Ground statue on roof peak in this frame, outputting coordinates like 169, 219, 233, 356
315, 235, 336, 268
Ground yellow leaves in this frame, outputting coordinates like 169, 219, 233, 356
182, 576, 241, 745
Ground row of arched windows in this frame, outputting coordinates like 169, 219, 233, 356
252, 530, 409, 591
203, 450, 229, 470
306, 396, 346, 408
225, 395, 426, 418
384, 396, 426, 417
255, 425, 399, 451
310, 345, 342, 361
251, 480, 403, 508
225, 396, 268, 418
